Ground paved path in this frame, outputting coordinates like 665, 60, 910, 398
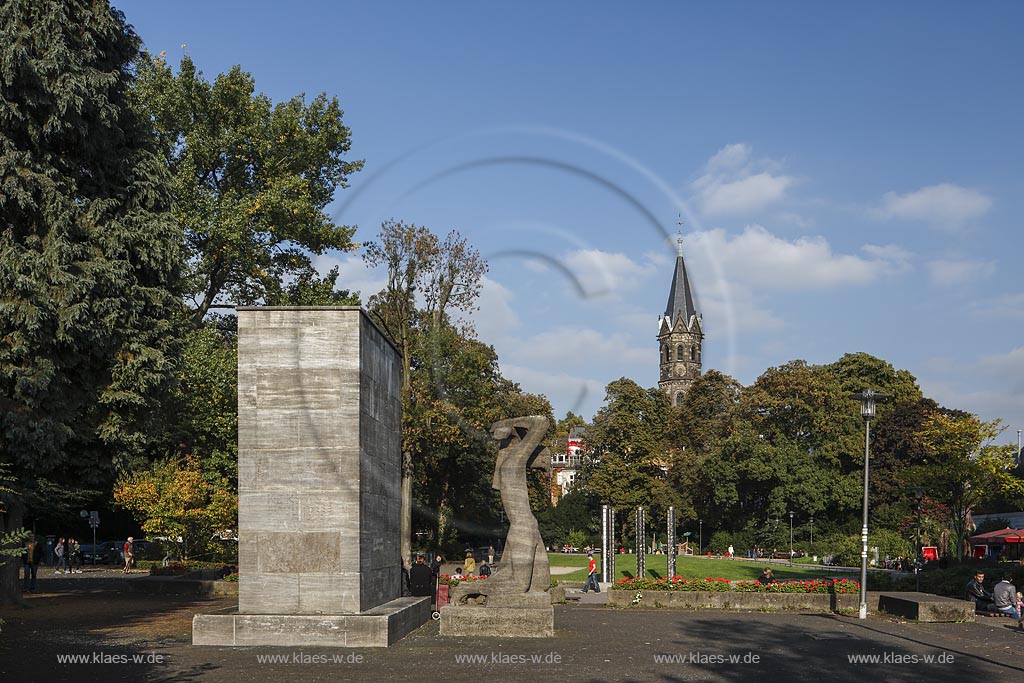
3, 574, 1024, 682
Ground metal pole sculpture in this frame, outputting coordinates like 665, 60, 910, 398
601, 504, 611, 584
635, 506, 646, 580
667, 506, 676, 577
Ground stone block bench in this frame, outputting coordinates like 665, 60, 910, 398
877, 592, 975, 622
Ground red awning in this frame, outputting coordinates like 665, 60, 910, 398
969, 527, 1024, 544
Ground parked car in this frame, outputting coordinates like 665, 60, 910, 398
78, 540, 120, 564
115, 539, 158, 562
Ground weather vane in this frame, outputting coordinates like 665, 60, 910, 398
675, 214, 684, 256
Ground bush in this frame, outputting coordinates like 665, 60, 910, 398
149, 562, 189, 576
611, 576, 860, 594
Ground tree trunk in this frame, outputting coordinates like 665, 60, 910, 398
0, 497, 25, 605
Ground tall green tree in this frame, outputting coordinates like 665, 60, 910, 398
362, 220, 488, 560
584, 378, 679, 525
170, 324, 238, 482
132, 52, 363, 324
904, 411, 1022, 560
0, 0, 181, 602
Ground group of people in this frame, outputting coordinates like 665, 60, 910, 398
21, 534, 87, 592
452, 548, 492, 579
966, 571, 1024, 628
52, 536, 85, 575
882, 555, 917, 572
406, 548, 496, 598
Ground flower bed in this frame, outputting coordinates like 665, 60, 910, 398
439, 574, 489, 588
611, 576, 859, 594
608, 576, 860, 611
149, 562, 189, 577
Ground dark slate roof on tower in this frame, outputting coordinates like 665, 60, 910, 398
664, 236, 698, 326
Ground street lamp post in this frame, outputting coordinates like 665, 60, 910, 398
851, 388, 887, 620
789, 511, 795, 565
809, 516, 814, 547
1018, 429, 1022, 468
915, 485, 924, 593
698, 519, 702, 556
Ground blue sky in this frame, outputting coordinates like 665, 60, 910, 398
117, 1, 1024, 445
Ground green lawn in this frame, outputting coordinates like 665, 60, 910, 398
547, 552, 855, 583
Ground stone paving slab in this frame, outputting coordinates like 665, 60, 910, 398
4, 579, 1024, 682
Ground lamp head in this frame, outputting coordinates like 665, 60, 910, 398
849, 389, 888, 420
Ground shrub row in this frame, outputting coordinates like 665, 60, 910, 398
611, 576, 860, 594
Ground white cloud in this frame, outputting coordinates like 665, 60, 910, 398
689, 225, 909, 290
464, 275, 520, 340
971, 292, 1024, 320
698, 173, 795, 216
499, 364, 607, 418
705, 143, 751, 173
692, 144, 796, 217
562, 249, 655, 296
876, 183, 992, 229
510, 326, 648, 369
311, 253, 385, 301
979, 347, 1024, 385
926, 258, 996, 287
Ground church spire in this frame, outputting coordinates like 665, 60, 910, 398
658, 215, 704, 406
664, 217, 698, 327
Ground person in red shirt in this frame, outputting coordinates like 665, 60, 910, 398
581, 552, 600, 593
122, 537, 134, 574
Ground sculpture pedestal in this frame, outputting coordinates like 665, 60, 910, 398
438, 592, 554, 638
193, 596, 431, 647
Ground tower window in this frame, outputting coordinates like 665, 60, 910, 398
690, 345, 695, 361
676, 345, 684, 361
675, 392, 684, 406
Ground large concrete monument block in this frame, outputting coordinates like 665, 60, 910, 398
235, 307, 401, 615
194, 307, 427, 647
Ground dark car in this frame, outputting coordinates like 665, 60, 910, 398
115, 539, 158, 562
79, 540, 120, 564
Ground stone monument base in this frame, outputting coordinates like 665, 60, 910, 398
193, 596, 431, 647
438, 603, 554, 638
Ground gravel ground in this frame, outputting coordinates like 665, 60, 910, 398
2, 572, 1024, 682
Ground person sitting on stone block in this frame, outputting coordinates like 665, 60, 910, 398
966, 571, 994, 611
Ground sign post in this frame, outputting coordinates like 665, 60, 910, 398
88, 511, 100, 565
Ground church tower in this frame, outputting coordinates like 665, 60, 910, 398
658, 229, 703, 406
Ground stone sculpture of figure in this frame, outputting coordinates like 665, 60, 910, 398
451, 416, 551, 606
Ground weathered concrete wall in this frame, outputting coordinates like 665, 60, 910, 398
236, 307, 401, 615
358, 315, 402, 610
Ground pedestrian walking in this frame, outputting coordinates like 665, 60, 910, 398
54, 537, 67, 574
123, 537, 134, 574
581, 552, 600, 593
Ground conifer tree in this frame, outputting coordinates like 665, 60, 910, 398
0, 0, 181, 601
